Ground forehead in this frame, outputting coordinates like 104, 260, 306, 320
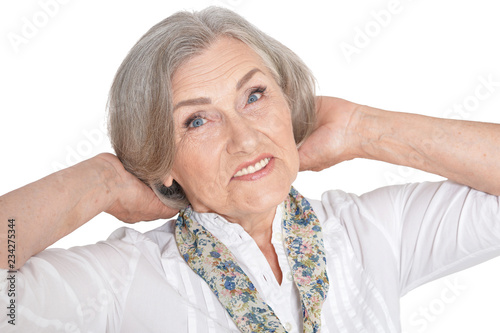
171, 37, 270, 99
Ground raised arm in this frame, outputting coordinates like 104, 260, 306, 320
299, 96, 500, 195
0, 153, 177, 270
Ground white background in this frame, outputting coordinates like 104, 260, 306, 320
1, 0, 500, 332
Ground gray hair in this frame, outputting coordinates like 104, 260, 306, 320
107, 6, 316, 209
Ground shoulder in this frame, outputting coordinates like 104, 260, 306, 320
30, 219, 179, 270
305, 180, 483, 257
107, 218, 176, 243
306, 184, 403, 228
104, 218, 179, 256
304, 181, 456, 256
307, 181, 466, 225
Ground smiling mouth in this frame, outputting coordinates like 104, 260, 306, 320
233, 157, 271, 178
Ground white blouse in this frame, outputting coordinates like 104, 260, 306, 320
1, 181, 499, 332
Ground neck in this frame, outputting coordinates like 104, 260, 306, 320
222, 206, 283, 285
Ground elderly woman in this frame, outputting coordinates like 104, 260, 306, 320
1, 6, 500, 333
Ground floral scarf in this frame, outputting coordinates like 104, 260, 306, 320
175, 187, 329, 332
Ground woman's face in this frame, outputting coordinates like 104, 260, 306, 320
168, 37, 299, 223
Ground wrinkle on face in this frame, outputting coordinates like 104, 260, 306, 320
168, 37, 299, 233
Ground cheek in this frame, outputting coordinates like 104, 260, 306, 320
261, 107, 300, 172
263, 106, 296, 148
171, 135, 224, 188
275, 109, 300, 169
171, 141, 199, 183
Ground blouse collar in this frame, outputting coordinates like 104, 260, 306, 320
189, 203, 284, 246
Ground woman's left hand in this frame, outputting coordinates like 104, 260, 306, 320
300, 96, 500, 195
298, 96, 362, 171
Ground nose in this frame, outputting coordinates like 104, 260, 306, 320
225, 115, 259, 155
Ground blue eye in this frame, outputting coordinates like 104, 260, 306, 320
247, 93, 260, 104
247, 89, 264, 104
189, 117, 207, 128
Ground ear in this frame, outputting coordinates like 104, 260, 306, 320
162, 174, 175, 187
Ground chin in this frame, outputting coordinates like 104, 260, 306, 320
244, 180, 292, 211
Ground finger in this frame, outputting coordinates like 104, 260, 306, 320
298, 146, 314, 172
149, 198, 179, 220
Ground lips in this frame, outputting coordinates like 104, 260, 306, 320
232, 154, 274, 180
234, 157, 271, 177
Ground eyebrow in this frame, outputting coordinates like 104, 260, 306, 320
236, 68, 263, 91
173, 97, 211, 111
173, 68, 264, 111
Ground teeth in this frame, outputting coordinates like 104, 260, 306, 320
234, 158, 270, 177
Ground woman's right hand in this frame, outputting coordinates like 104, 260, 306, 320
0, 153, 177, 269
96, 153, 178, 223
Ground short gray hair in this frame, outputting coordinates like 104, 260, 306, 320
107, 6, 316, 209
